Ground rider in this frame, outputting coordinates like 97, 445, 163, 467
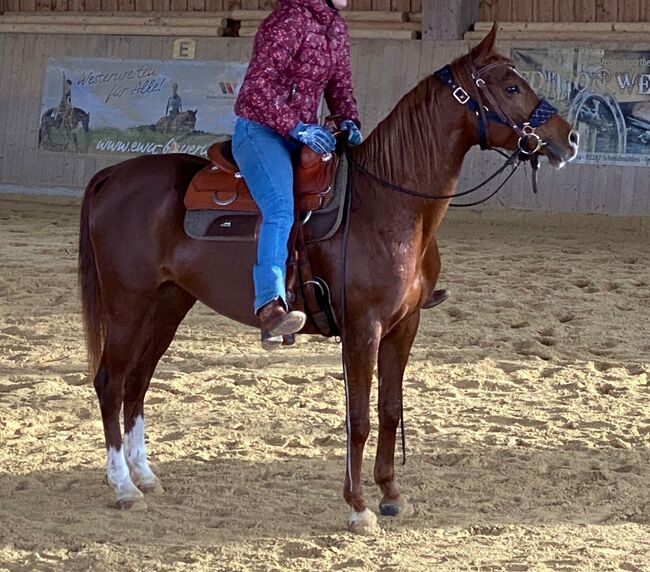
55, 77, 73, 127
166, 82, 183, 118
233, 0, 362, 345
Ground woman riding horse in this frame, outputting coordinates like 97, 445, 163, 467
232, 0, 363, 344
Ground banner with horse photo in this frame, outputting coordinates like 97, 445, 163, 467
38, 57, 247, 156
512, 48, 650, 167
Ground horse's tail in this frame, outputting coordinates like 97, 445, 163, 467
78, 167, 113, 377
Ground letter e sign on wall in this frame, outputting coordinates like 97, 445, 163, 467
173, 39, 196, 60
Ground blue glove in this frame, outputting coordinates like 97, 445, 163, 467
289, 122, 336, 154
341, 119, 363, 146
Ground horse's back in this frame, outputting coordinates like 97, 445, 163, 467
85, 154, 208, 288
91, 153, 207, 197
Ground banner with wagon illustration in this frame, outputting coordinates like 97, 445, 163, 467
38, 57, 247, 157
512, 48, 650, 167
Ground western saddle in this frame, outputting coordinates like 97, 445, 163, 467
185, 138, 339, 214
184, 135, 345, 341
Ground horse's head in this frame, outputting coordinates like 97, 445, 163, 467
451, 24, 578, 168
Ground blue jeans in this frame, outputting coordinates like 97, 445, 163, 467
232, 117, 299, 313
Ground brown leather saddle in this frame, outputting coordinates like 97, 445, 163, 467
185, 139, 338, 214
183, 135, 348, 244
183, 136, 349, 339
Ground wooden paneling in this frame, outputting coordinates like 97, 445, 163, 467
534, 0, 554, 22
479, 0, 648, 22
0, 33, 648, 215
1, 0, 422, 10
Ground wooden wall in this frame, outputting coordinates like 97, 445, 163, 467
478, 0, 649, 22
0, 0, 422, 13
0, 33, 648, 216
1, 0, 647, 20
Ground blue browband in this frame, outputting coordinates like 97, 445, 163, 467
433, 64, 557, 151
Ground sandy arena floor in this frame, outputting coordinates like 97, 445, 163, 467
1, 196, 649, 571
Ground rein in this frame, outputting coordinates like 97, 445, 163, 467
346, 148, 520, 207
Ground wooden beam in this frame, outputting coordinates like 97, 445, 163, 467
464, 29, 649, 41
0, 21, 224, 34
473, 20, 614, 31
239, 20, 420, 31
473, 20, 650, 32
0, 12, 227, 23
231, 9, 408, 21
422, 0, 478, 40
238, 25, 417, 39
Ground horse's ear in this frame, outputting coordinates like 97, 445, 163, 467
469, 22, 498, 63
194, 109, 198, 114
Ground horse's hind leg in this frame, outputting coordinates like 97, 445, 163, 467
95, 301, 153, 509
122, 283, 196, 494
374, 312, 420, 518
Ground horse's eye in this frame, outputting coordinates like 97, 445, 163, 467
506, 85, 520, 95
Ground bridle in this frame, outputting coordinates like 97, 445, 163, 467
438, 60, 558, 155
346, 59, 559, 206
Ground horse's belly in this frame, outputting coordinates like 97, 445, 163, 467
172, 237, 259, 327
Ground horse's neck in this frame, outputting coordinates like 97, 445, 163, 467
358, 75, 473, 203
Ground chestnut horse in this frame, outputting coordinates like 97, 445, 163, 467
78, 27, 578, 534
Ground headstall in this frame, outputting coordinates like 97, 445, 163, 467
433, 62, 557, 157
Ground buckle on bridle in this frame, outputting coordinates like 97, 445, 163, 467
453, 87, 470, 104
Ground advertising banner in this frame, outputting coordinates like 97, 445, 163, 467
512, 48, 650, 166
38, 57, 247, 157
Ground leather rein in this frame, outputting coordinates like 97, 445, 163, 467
346, 60, 559, 207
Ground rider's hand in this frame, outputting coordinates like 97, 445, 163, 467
340, 119, 363, 146
289, 122, 336, 154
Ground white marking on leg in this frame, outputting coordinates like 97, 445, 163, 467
124, 416, 157, 487
107, 446, 143, 501
347, 508, 379, 535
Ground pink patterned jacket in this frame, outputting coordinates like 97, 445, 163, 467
234, 0, 360, 138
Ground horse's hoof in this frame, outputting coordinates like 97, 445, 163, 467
347, 509, 379, 536
379, 496, 413, 517
115, 496, 147, 511
137, 480, 163, 494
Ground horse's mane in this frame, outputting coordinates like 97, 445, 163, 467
357, 51, 511, 188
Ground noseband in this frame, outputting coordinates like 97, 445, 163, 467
433, 62, 557, 154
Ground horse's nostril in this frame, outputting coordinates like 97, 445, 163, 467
569, 130, 580, 146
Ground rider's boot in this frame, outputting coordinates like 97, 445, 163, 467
257, 299, 306, 346
421, 288, 449, 310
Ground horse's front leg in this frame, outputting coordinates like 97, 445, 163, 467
375, 311, 420, 517
342, 326, 381, 535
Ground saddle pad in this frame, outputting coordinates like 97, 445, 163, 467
183, 154, 349, 244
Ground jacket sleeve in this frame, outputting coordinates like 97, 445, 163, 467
239, 13, 303, 137
324, 24, 360, 128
